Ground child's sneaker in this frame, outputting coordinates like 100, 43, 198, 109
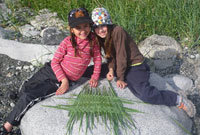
177, 92, 196, 118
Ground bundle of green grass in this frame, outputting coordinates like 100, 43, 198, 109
44, 81, 142, 135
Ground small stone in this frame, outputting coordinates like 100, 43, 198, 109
184, 46, 188, 50
29, 65, 35, 71
6, 72, 13, 77
10, 102, 15, 107
190, 55, 195, 59
8, 91, 18, 100
195, 54, 200, 59
16, 66, 22, 70
23, 65, 29, 70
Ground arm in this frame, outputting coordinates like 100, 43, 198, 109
51, 38, 68, 82
51, 38, 70, 94
112, 27, 128, 88
112, 26, 128, 81
107, 56, 116, 72
90, 40, 102, 87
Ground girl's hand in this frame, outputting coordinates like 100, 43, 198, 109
89, 78, 98, 87
56, 78, 69, 95
107, 68, 114, 81
117, 80, 127, 89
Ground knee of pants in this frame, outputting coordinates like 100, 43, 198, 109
131, 84, 155, 103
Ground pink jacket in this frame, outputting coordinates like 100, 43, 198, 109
51, 33, 101, 81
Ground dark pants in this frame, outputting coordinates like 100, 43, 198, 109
6, 62, 107, 126
84, 62, 177, 106
6, 62, 61, 126
125, 61, 177, 106
82, 63, 109, 79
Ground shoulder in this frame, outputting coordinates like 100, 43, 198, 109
63, 36, 71, 42
112, 25, 128, 38
112, 25, 126, 34
60, 36, 71, 45
111, 25, 129, 41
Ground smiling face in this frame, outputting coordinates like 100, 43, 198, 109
71, 23, 91, 39
94, 25, 108, 38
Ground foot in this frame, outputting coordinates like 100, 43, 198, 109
177, 92, 196, 118
0, 123, 12, 135
0, 125, 10, 135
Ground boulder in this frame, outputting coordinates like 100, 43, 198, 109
0, 3, 11, 21
0, 26, 17, 40
20, 73, 193, 135
30, 9, 66, 31
164, 74, 194, 93
138, 34, 183, 71
0, 38, 57, 65
138, 34, 182, 59
40, 27, 69, 45
19, 24, 40, 37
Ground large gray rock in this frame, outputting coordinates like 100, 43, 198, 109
0, 3, 11, 21
30, 9, 66, 31
138, 35, 183, 71
40, 27, 69, 45
138, 34, 182, 59
19, 24, 40, 37
0, 38, 57, 65
20, 73, 193, 135
164, 74, 193, 93
194, 58, 200, 90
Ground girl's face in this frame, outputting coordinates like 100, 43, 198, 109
94, 25, 108, 38
71, 23, 91, 39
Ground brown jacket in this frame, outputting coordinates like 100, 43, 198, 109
108, 25, 144, 81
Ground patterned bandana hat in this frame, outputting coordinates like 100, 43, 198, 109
91, 7, 112, 26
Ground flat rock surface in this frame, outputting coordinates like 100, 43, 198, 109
20, 76, 192, 135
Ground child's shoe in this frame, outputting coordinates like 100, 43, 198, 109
177, 92, 196, 118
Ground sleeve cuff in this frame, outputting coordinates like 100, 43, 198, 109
91, 74, 99, 81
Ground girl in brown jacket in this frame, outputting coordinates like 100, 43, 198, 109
90, 7, 196, 118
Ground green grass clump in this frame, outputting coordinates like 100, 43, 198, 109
18, 0, 200, 48
2, 0, 37, 27
44, 81, 142, 135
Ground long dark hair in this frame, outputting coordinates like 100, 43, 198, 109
97, 25, 114, 58
70, 28, 94, 57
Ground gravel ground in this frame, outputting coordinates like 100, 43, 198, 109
0, 54, 39, 135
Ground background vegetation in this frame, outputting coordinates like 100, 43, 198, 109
16, 0, 200, 48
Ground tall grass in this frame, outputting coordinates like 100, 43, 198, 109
18, 0, 200, 48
